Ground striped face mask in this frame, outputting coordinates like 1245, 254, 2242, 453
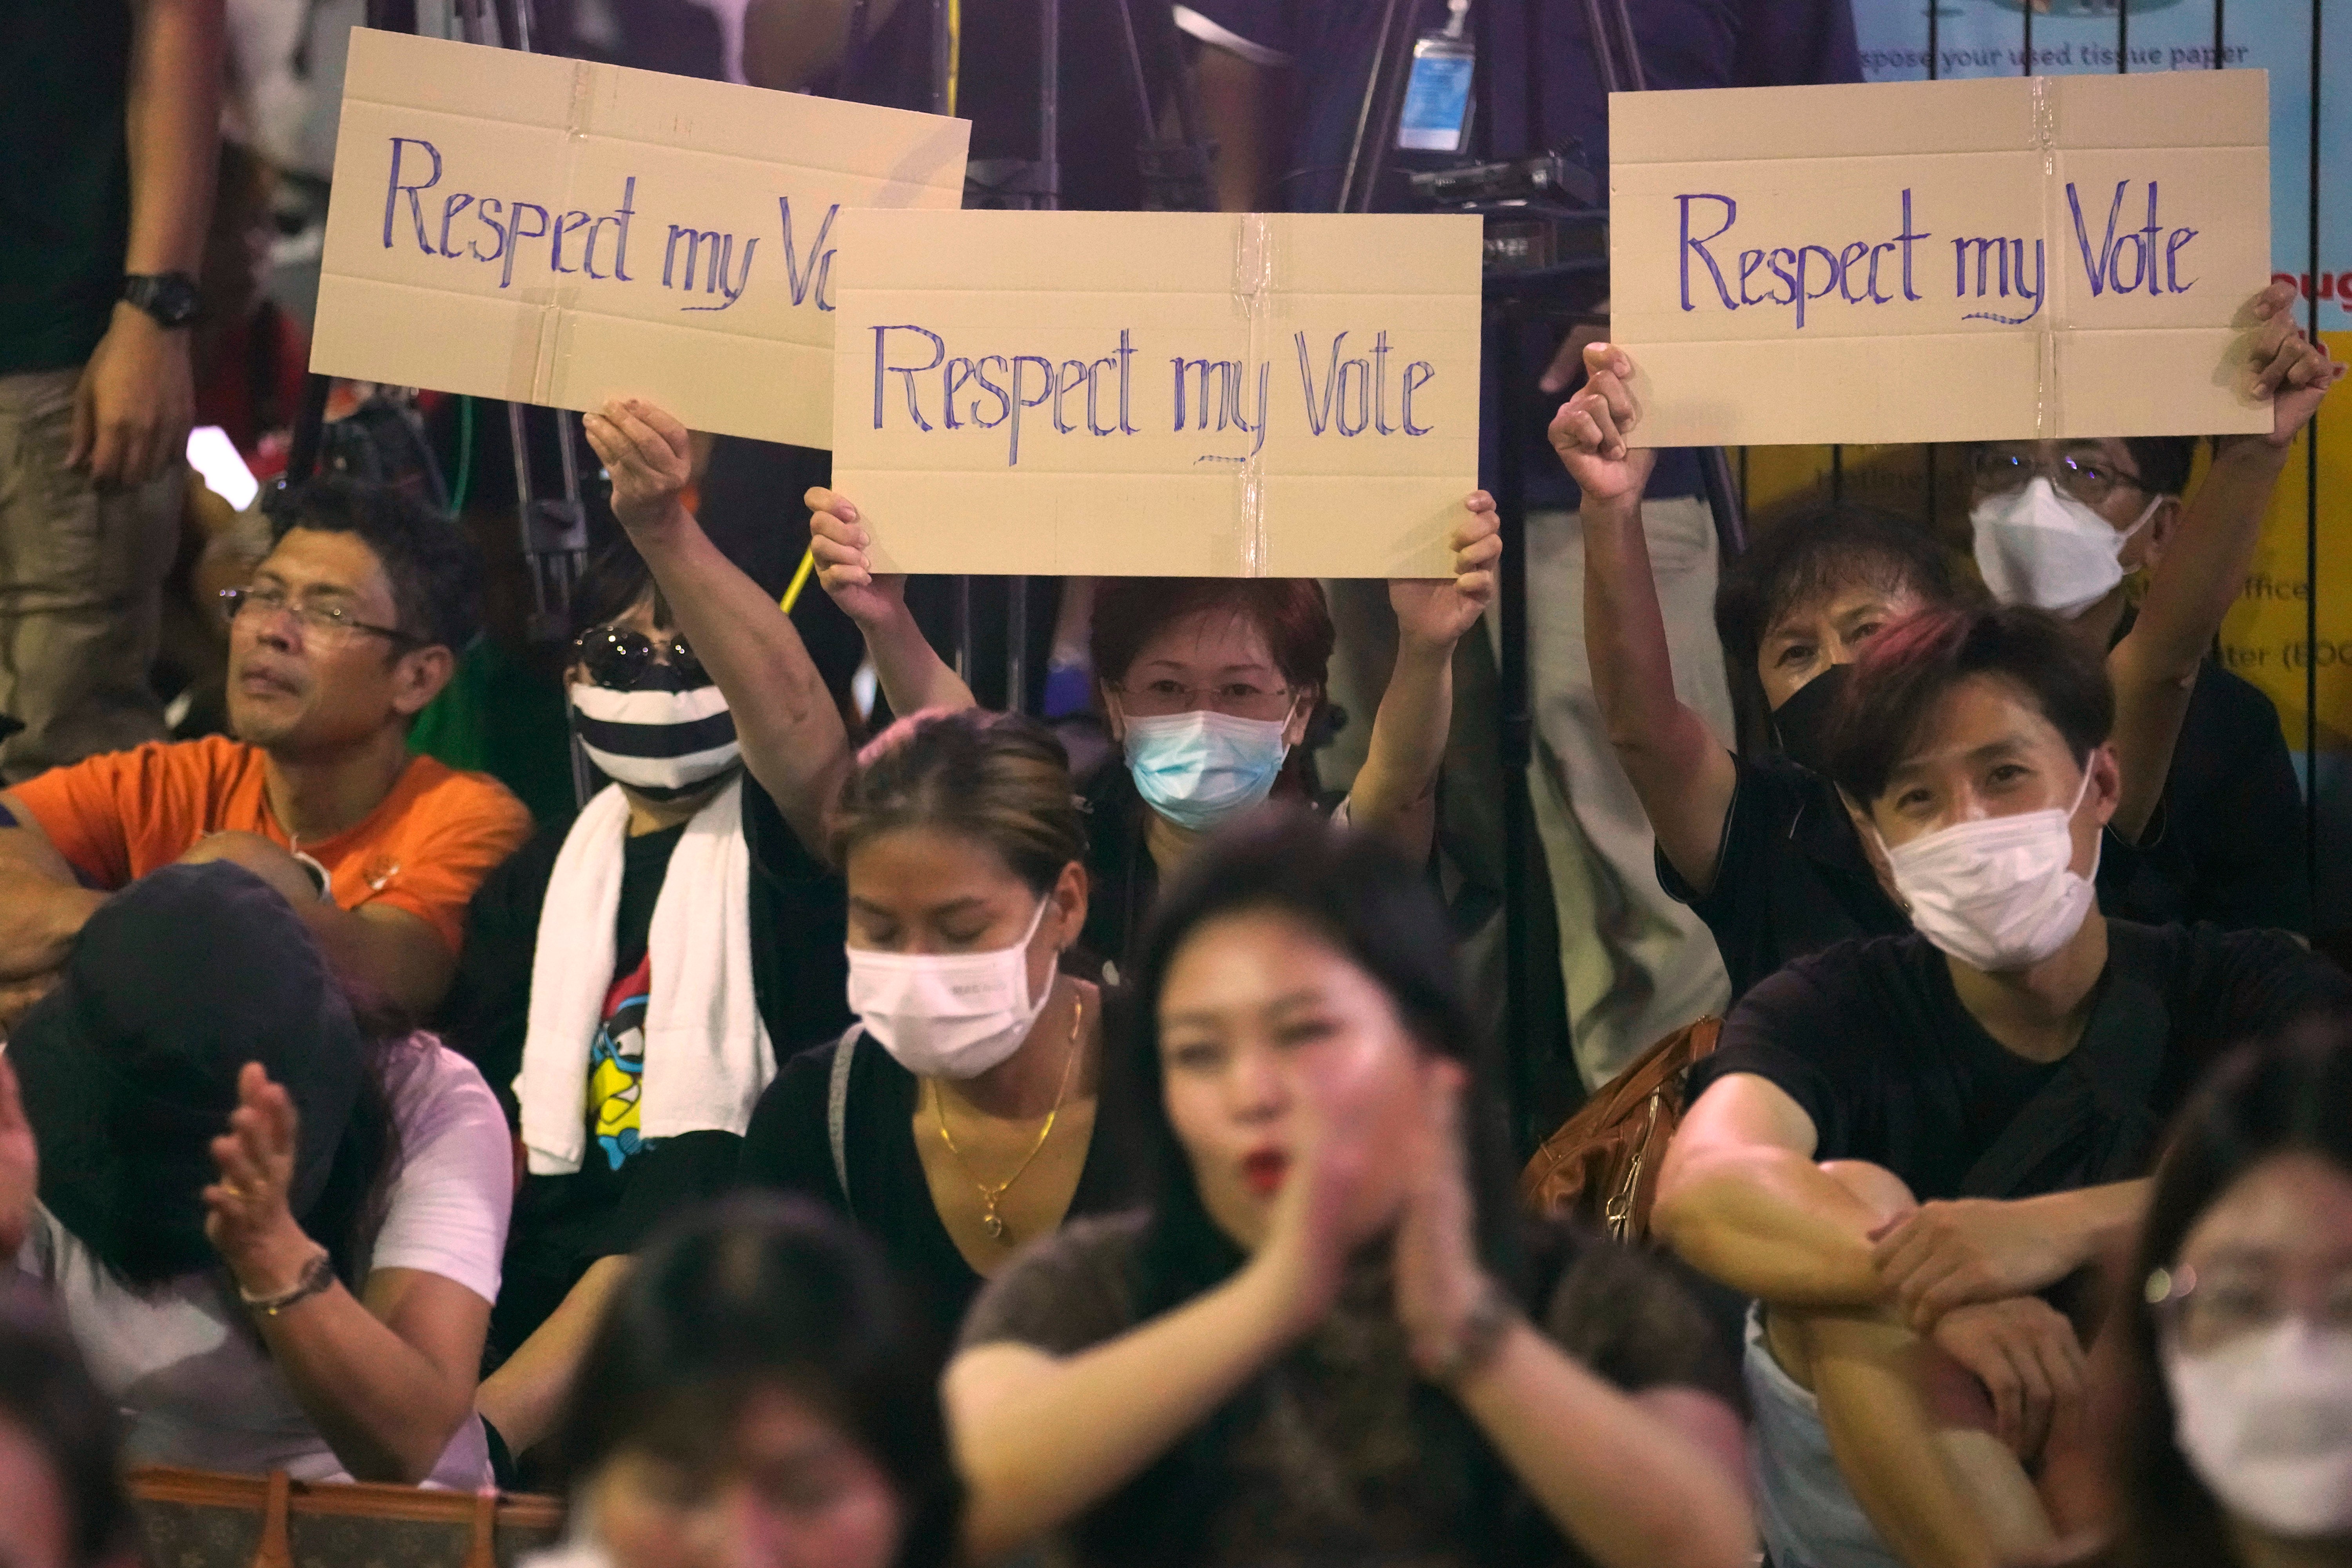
569, 664, 741, 799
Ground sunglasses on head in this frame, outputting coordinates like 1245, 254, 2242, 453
570, 624, 710, 690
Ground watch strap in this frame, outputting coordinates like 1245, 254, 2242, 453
121, 272, 201, 327
240, 1249, 336, 1316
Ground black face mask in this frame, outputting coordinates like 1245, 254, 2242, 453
1770, 662, 1852, 779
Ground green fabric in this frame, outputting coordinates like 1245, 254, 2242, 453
0, 1, 134, 374
409, 640, 574, 826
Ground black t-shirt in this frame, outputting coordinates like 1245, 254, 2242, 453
825, 0, 1146, 213
1688, 921, 2352, 1203
1176, 0, 1860, 511
1079, 760, 1158, 980
0, 1, 133, 373
2100, 658, 2310, 935
439, 773, 853, 1356
1659, 752, 1912, 1003
1663, 751, 2201, 1005
739, 1029, 1145, 1342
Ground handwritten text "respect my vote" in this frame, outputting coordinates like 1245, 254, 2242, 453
869, 326, 1441, 465
376, 137, 841, 313
1673, 180, 2200, 328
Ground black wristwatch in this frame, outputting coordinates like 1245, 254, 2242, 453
121, 272, 201, 328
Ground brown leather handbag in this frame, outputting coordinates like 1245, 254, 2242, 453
1518, 1016, 1722, 1244
129, 1467, 564, 1568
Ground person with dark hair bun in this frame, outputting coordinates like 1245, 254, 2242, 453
580, 401, 1147, 1345
0, 472, 532, 1025
0, 1282, 137, 1568
1650, 602, 2352, 1568
946, 809, 1753, 1568
2103, 1012, 2352, 1568
796, 480, 1499, 968
531, 1194, 958, 1568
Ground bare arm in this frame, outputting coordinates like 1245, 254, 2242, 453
583, 400, 853, 855
1651, 1073, 1886, 1307
70, 0, 221, 487
477, 1254, 631, 1458
804, 489, 976, 716
1197, 44, 1279, 213
1451, 1324, 1755, 1568
946, 1253, 1315, 1560
254, 1267, 491, 1483
206, 1065, 488, 1484
1347, 496, 1501, 861
0, 798, 105, 980
174, 832, 456, 1018
1552, 348, 1741, 894
2106, 284, 2345, 838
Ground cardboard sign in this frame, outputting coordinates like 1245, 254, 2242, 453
311, 30, 968, 449
1610, 71, 2273, 446
826, 211, 1482, 578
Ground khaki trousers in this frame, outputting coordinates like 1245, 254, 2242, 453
1520, 497, 1734, 1085
0, 368, 180, 783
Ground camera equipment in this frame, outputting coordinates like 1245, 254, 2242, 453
1355, 0, 1749, 1150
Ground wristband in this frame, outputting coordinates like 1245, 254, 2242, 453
1423, 1278, 1517, 1387
240, 1249, 336, 1317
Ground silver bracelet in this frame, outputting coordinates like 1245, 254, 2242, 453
240, 1250, 336, 1317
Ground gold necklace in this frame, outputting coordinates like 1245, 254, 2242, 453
931, 991, 1085, 1241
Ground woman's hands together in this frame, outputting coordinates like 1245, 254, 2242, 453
1390, 1058, 1508, 1383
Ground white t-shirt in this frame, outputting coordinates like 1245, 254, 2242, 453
15, 1038, 512, 1488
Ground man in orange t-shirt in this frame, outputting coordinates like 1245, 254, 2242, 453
0, 475, 530, 1024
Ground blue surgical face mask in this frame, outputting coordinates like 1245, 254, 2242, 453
1123, 710, 1291, 833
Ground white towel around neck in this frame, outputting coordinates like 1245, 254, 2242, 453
517, 776, 773, 1176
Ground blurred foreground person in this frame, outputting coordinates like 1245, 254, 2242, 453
0, 1282, 138, 1568
2105, 1013, 2352, 1568
945, 811, 1753, 1568
533, 1193, 958, 1568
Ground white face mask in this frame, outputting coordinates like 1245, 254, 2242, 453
1972, 475, 2161, 619
1882, 764, 2099, 973
844, 896, 1054, 1080
2165, 1320, 2352, 1539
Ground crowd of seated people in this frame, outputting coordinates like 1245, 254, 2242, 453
4, 48, 2351, 1568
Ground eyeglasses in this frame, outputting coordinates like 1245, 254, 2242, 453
2146, 1262, 2352, 1355
1108, 679, 1298, 722
1972, 450, 2146, 508
220, 586, 417, 646
571, 624, 708, 690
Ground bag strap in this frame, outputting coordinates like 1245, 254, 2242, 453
1958, 926, 2169, 1200
463, 1491, 498, 1568
250, 1471, 294, 1568
829, 1023, 864, 1218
